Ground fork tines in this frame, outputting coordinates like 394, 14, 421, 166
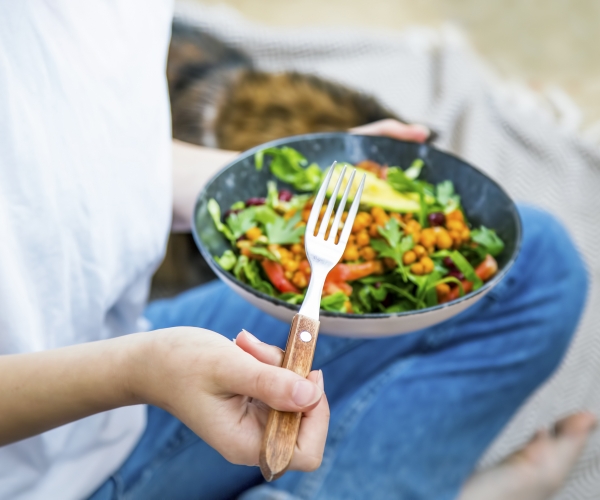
306, 162, 366, 247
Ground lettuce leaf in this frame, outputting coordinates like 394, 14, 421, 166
320, 292, 348, 312
471, 226, 505, 257
449, 250, 483, 290
207, 199, 234, 242
255, 147, 322, 191
436, 181, 461, 214
226, 209, 258, 240
374, 218, 414, 281
215, 250, 237, 271
265, 212, 305, 245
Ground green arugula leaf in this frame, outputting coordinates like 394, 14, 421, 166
265, 212, 305, 245
449, 250, 483, 290
230, 201, 245, 211
380, 283, 419, 304
404, 159, 424, 180
222, 205, 278, 241
248, 246, 278, 261
280, 292, 305, 305
243, 259, 275, 295
226, 208, 258, 240
425, 276, 464, 296
357, 286, 378, 312
377, 217, 402, 248
215, 250, 237, 271
207, 199, 234, 242
266, 180, 311, 213
471, 226, 505, 257
256, 147, 323, 192
408, 270, 443, 307
387, 167, 419, 193
384, 301, 413, 313
387, 168, 433, 226
266, 181, 279, 209
320, 292, 348, 312
436, 181, 461, 213
373, 219, 414, 281
233, 255, 249, 281
253, 205, 278, 225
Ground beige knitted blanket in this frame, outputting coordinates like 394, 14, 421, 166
176, 3, 600, 497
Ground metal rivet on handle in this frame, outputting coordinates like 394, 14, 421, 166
299, 331, 312, 342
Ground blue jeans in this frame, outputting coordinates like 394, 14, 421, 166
89, 206, 588, 500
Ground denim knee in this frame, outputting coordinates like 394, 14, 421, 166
510, 205, 589, 373
518, 205, 588, 304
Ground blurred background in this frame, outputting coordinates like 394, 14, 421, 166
152, 0, 599, 298
196, 0, 600, 125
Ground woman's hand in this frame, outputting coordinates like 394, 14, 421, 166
132, 328, 329, 471
350, 119, 431, 143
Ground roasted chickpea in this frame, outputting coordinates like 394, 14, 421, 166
245, 227, 262, 241
402, 250, 417, 265
446, 219, 465, 232
413, 245, 427, 258
446, 210, 464, 222
292, 271, 308, 288
352, 212, 372, 233
449, 230, 462, 245
420, 256, 435, 274
278, 247, 291, 260
283, 259, 299, 273
356, 230, 370, 247
436, 283, 451, 300
419, 229, 437, 249
436, 230, 453, 250
343, 245, 359, 261
370, 207, 386, 219
410, 262, 425, 275
360, 246, 377, 261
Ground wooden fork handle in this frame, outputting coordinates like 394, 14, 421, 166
259, 313, 320, 482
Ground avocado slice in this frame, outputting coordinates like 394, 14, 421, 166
326, 164, 420, 213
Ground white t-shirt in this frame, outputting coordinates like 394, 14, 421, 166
0, 1, 174, 498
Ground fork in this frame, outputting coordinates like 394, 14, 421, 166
259, 162, 366, 482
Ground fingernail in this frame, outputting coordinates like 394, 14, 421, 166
317, 370, 325, 390
412, 124, 431, 138
241, 329, 261, 343
292, 380, 321, 407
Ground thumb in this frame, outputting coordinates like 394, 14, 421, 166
215, 348, 323, 412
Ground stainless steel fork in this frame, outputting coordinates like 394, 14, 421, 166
260, 162, 366, 481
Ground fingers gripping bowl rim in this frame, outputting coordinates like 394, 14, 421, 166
192, 133, 522, 338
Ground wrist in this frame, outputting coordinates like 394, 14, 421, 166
172, 141, 239, 233
119, 332, 158, 407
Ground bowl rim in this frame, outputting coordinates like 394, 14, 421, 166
192, 132, 523, 321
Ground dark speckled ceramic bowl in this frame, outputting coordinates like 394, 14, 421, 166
192, 133, 521, 338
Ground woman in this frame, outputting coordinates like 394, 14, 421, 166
0, 2, 593, 499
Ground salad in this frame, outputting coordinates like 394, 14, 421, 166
208, 146, 505, 314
